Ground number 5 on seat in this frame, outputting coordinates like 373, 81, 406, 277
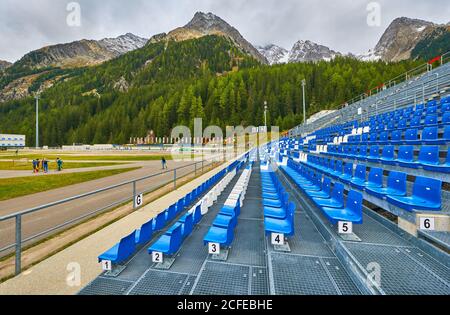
338, 221, 353, 234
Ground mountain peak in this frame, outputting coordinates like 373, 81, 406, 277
166, 11, 268, 64
289, 39, 340, 62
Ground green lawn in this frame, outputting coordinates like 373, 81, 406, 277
0, 167, 140, 201
0, 154, 182, 161
0, 161, 126, 171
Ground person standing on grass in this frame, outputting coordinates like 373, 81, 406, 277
56, 157, 63, 171
32, 159, 37, 173
42, 158, 49, 173
36, 158, 40, 173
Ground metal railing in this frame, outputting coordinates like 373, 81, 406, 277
0, 153, 228, 275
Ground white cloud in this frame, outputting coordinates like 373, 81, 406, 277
0, 0, 449, 62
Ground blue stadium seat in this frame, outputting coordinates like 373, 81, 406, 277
390, 130, 402, 144
422, 148, 450, 173
404, 128, 420, 144
365, 171, 407, 199
98, 231, 136, 264
366, 146, 380, 162
418, 146, 440, 167
135, 219, 153, 245
264, 202, 295, 237
421, 127, 438, 144
330, 160, 343, 179
364, 168, 383, 190
386, 177, 442, 211
350, 164, 366, 189
425, 114, 438, 127
203, 225, 234, 247
410, 116, 421, 128
339, 163, 354, 184
307, 177, 332, 199
165, 204, 177, 221
356, 145, 368, 161
368, 133, 378, 144
378, 131, 389, 145
440, 112, 450, 127
380, 145, 396, 165
168, 213, 194, 239
313, 183, 344, 209
148, 223, 183, 255
321, 190, 363, 225
396, 146, 418, 168
153, 211, 167, 231
397, 118, 408, 129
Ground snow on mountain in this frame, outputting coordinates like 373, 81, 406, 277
256, 44, 289, 65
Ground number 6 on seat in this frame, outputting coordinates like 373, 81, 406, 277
208, 242, 220, 255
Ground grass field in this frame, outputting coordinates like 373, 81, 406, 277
0, 167, 140, 201
0, 161, 127, 171
0, 154, 184, 161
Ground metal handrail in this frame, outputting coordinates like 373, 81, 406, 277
0, 152, 231, 275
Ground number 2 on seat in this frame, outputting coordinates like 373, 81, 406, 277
152, 251, 163, 263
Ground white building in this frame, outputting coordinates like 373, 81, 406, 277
0, 134, 26, 148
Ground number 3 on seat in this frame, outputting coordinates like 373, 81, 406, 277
208, 242, 220, 255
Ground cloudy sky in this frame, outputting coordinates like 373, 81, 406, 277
1, 0, 449, 62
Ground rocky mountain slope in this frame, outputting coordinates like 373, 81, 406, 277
0, 60, 11, 71
257, 40, 341, 65
359, 17, 448, 62
150, 12, 268, 64
12, 33, 148, 70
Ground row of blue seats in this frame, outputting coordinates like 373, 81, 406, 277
203, 165, 252, 248
345, 126, 450, 145
303, 156, 442, 212
97, 167, 231, 265
324, 144, 450, 173
260, 166, 295, 238
281, 160, 362, 224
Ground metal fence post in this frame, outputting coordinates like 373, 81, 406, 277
15, 214, 22, 275
194, 162, 197, 176
202, 160, 204, 173
132, 181, 136, 209
173, 169, 177, 190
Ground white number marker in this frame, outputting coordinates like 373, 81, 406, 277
271, 233, 284, 245
338, 221, 353, 234
134, 193, 143, 208
419, 218, 435, 231
208, 242, 220, 255
101, 260, 112, 271
152, 251, 163, 263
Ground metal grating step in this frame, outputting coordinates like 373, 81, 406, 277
78, 277, 132, 295
127, 270, 189, 295
270, 253, 340, 295
345, 242, 450, 295
192, 261, 250, 295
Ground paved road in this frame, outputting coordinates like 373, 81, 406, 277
0, 160, 212, 253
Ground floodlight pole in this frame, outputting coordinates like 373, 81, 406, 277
35, 93, 40, 149
264, 101, 268, 128
302, 79, 306, 125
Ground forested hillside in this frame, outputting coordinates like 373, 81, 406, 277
0, 35, 421, 146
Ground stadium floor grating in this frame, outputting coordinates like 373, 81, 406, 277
79, 161, 450, 295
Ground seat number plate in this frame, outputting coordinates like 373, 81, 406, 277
208, 242, 220, 254
338, 221, 353, 234
419, 218, 435, 231
152, 251, 163, 263
271, 233, 284, 245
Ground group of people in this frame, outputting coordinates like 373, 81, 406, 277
32, 157, 63, 174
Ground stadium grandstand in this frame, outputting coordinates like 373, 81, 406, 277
74, 58, 450, 295
1, 56, 448, 297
